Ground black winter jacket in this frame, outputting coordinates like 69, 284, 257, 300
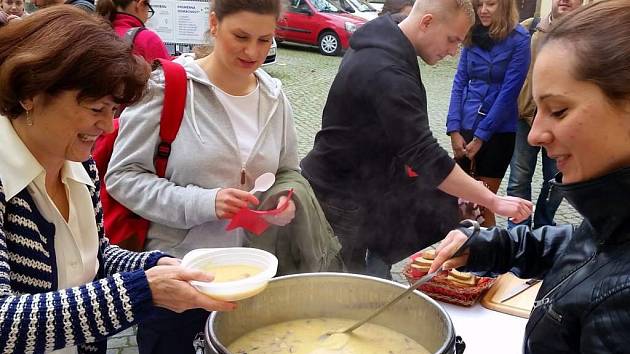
301, 15, 456, 200
300, 15, 459, 260
463, 168, 630, 353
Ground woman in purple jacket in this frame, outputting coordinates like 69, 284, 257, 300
446, 0, 530, 226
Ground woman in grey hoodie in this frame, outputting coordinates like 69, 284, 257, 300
106, 0, 298, 352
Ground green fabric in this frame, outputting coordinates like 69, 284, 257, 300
245, 168, 344, 275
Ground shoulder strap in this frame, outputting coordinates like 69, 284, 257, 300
529, 17, 541, 36
153, 58, 187, 177
124, 26, 146, 45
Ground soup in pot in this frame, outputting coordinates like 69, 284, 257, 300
202, 264, 262, 282
227, 317, 430, 354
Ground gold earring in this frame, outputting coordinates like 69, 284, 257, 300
25, 109, 33, 126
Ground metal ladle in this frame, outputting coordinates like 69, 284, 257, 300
320, 219, 481, 340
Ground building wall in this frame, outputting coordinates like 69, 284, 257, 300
540, 0, 551, 16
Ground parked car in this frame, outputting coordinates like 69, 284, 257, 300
263, 37, 278, 65
276, 0, 366, 56
330, 0, 379, 21
368, 0, 384, 12
163, 38, 277, 65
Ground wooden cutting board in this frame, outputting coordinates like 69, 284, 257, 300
480, 273, 542, 318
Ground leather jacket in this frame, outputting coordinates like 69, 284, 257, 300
463, 167, 630, 353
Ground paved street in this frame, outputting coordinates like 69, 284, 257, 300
108, 44, 581, 353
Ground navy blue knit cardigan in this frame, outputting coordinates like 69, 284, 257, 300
0, 159, 165, 353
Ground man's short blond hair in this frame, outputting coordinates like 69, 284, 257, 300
411, 0, 475, 24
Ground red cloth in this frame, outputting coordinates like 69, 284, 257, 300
112, 13, 171, 63
226, 190, 294, 236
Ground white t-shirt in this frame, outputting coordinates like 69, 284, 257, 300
214, 83, 261, 164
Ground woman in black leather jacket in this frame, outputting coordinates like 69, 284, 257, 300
429, 1, 630, 352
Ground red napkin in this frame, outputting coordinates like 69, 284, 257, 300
225, 189, 294, 235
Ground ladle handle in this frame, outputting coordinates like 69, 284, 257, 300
340, 219, 481, 335
340, 270, 439, 334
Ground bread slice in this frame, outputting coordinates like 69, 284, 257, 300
422, 249, 436, 260
413, 257, 433, 267
447, 273, 477, 287
448, 269, 472, 281
410, 263, 431, 273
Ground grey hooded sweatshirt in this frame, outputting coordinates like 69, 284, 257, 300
106, 54, 299, 258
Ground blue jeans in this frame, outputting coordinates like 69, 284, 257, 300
507, 120, 563, 229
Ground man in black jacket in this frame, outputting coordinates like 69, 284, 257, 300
301, 0, 533, 275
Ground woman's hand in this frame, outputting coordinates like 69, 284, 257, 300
428, 229, 470, 273
215, 188, 259, 219
488, 195, 533, 223
145, 265, 236, 313
465, 137, 483, 160
450, 132, 467, 160
262, 196, 296, 226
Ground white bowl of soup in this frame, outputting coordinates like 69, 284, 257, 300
181, 248, 278, 301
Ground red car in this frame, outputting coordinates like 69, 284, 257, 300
277, 0, 367, 56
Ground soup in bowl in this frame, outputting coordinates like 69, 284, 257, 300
182, 248, 278, 301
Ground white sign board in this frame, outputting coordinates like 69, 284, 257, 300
146, 0, 210, 48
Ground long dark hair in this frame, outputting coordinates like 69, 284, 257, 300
213, 0, 284, 20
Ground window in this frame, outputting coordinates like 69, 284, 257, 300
311, 0, 340, 12
289, 0, 311, 12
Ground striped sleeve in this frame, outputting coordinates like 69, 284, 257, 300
86, 158, 168, 274
0, 185, 153, 353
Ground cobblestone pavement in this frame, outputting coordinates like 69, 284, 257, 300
108, 44, 582, 353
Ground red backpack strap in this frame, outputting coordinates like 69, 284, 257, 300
153, 58, 187, 177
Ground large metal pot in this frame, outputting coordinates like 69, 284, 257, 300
204, 273, 461, 354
